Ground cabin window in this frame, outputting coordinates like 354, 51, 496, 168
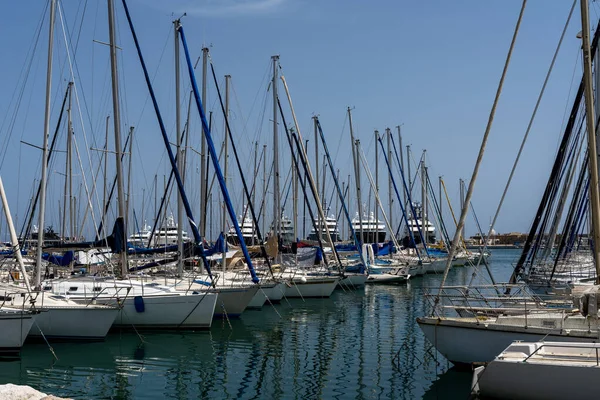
43, 286, 52, 291
93, 287, 101, 292
69, 286, 78, 292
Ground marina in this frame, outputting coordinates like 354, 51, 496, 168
2, 1, 600, 399
0, 249, 522, 399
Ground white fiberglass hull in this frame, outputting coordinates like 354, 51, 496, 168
28, 306, 118, 340
339, 273, 368, 288
0, 311, 35, 355
262, 282, 286, 303
246, 284, 276, 309
417, 316, 597, 366
423, 259, 447, 274
213, 286, 259, 318
366, 274, 408, 284
472, 341, 600, 400
283, 277, 339, 298
112, 293, 217, 329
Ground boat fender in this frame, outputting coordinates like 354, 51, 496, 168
134, 296, 145, 313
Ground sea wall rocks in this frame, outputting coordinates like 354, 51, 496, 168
0, 384, 71, 400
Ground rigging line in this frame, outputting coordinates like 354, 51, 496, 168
58, 0, 95, 152
331, 111, 348, 167
57, 6, 103, 239
121, 5, 216, 282
177, 24, 260, 283
0, 2, 49, 170
435, 0, 528, 301
209, 59, 276, 277
131, 25, 172, 198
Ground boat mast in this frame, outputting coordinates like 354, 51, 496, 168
262, 144, 267, 237
387, 128, 393, 232
108, 0, 127, 276
253, 141, 258, 245
406, 145, 412, 208
374, 130, 379, 248
35, 0, 56, 288
174, 18, 184, 276
62, 82, 73, 243
348, 108, 364, 245
222, 74, 231, 272
459, 179, 465, 242
200, 47, 209, 238
313, 116, 320, 240
421, 151, 428, 243
272, 55, 280, 241
0, 177, 32, 292
580, 0, 600, 281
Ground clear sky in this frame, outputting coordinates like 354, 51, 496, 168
0, 0, 595, 241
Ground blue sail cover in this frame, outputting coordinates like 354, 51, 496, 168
375, 241, 395, 256
43, 250, 74, 267
203, 233, 226, 257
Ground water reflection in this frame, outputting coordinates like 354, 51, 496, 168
0, 250, 521, 399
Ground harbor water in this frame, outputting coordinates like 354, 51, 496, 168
0, 249, 519, 399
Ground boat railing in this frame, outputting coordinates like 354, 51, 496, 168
519, 342, 600, 365
422, 283, 546, 318
0, 288, 28, 312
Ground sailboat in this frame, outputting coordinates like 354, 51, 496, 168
417, 4, 600, 367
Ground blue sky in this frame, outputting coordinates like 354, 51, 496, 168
0, 0, 595, 240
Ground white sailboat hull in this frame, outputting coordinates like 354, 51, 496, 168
423, 258, 447, 274
111, 293, 218, 329
339, 273, 368, 288
262, 282, 286, 303
417, 316, 597, 366
366, 273, 408, 284
28, 306, 118, 340
472, 341, 600, 400
213, 286, 258, 318
283, 277, 339, 298
0, 311, 35, 354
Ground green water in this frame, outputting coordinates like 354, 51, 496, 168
0, 249, 520, 399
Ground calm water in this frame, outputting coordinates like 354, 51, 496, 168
0, 249, 520, 399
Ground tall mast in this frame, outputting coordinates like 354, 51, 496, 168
200, 47, 209, 237
387, 128, 393, 232
0, 177, 32, 292
580, 0, 600, 281
293, 143, 299, 242
397, 126, 406, 208
406, 145, 412, 205
102, 116, 110, 238
262, 144, 267, 237
35, 0, 56, 288
174, 18, 184, 276
374, 130, 379, 248
438, 176, 443, 225
252, 141, 258, 245
314, 116, 320, 240
421, 151, 427, 243
459, 178, 465, 242
62, 82, 73, 242
222, 74, 231, 272
348, 107, 363, 245
272, 55, 280, 239
108, 0, 127, 276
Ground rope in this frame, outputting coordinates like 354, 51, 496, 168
435, 0, 527, 303
472, 0, 576, 279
